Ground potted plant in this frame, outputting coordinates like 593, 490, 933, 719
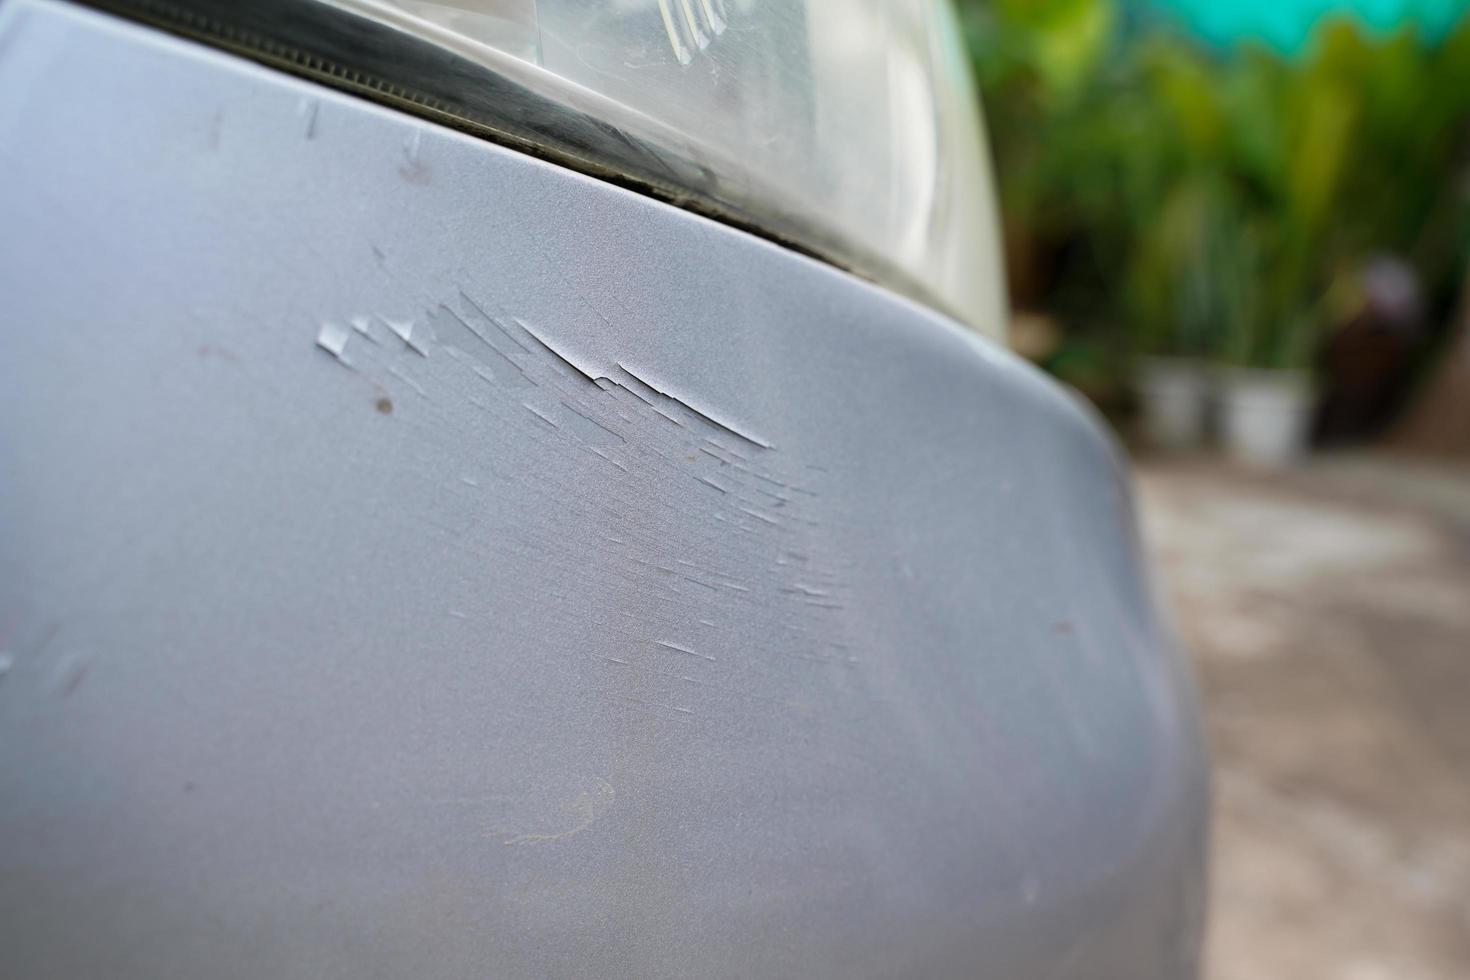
1135, 354, 1213, 450
1119, 40, 1247, 453
1217, 313, 1319, 466
1128, 175, 1237, 453
1209, 31, 1362, 465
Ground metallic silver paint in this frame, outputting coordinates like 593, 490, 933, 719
0, 3, 1208, 977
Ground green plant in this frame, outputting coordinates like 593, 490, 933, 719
962, 0, 1470, 376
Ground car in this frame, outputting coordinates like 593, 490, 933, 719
0, 1, 1209, 976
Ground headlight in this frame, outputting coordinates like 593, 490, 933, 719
88, 0, 1007, 340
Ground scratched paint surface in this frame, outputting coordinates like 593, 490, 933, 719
0, 3, 1207, 979
310, 289, 860, 733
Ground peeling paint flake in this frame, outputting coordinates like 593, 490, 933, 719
382, 316, 428, 356
621, 360, 771, 448
315, 320, 351, 362
517, 317, 600, 385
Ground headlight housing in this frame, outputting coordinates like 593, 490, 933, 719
88, 0, 1007, 340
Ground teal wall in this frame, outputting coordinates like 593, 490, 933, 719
1149, 0, 1468, 50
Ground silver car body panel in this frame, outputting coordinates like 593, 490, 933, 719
0, 2, 1208, 977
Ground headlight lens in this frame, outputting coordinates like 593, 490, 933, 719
93, 0, 1006, 339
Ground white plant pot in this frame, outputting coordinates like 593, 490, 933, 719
1137, 357, 1211, 452
1220, 368, 1314, 466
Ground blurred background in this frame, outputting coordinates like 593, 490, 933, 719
957, 0, 1470, 975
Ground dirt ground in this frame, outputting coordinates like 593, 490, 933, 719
1136, 456, 1470, 980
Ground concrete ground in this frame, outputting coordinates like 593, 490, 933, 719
1135, 456, 1470, 980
